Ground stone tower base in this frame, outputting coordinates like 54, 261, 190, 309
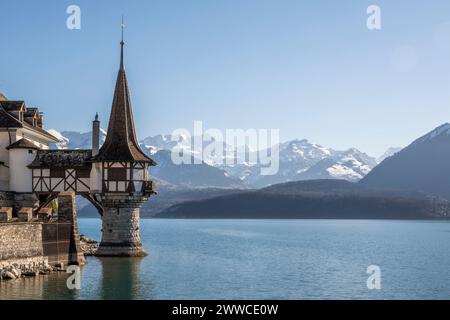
96, 195, 148, 257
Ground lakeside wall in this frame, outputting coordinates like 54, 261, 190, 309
0, 222, 47, 269
0, 221, 84, 269
0, 192, 85, 270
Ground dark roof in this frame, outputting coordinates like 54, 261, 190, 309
0, 105, 58, 141
6, 138, 40, 150
24, 107, 39, 117
0, 107, 23, 127
91, 41, 156, 166
0, 100, 25, 112
28, 150, 92, 168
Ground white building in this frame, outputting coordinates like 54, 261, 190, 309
0, 96, 58, 192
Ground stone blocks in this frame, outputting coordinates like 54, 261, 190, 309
18, 208, 33, 222
57, 192, 76, 223
0, 207, 12, 222
96, 195, 148, 257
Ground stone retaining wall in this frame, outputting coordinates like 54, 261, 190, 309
0, 191, 85, 272
0, 222, 44, 262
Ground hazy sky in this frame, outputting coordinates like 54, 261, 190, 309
2, 0, 450, 156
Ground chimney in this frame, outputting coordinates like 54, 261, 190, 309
92, 113, 100, 156
38, 112, 44, 128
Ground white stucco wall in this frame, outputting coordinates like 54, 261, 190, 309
9, 148, 36, 192
0, 131, 13, 190
0, 119, 56, 191
90, 163, 102, 193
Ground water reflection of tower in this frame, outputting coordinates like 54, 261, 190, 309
99, 257, 143, 300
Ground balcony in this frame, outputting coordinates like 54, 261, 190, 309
142, 180, 157, 195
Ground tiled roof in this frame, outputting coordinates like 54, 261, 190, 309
0, 104, 58, 141
28, 150, 92, 168
91, 41, 156, 165
6, 138, 40, 150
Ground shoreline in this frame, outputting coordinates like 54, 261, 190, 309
0, 236, 98, 282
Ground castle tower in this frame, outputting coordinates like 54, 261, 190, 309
92, 23, 156, 257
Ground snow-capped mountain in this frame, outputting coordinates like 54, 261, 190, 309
377, 147, 403, 163
48, 129, 107, 150
242, 141, 378, 187
413, 123, 450, 144
295, 148, 377, 182
140, 134, 178, 155
218, 139, 335, 187
139, 134, 228, 163
280, 139, 333, 164
151, 150, 245, 188
48, 129, 378, 188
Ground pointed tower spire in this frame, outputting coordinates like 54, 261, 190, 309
120, 16, 125, 70
92, 20, 156, 165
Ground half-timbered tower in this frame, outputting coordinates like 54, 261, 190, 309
90, 31, 156, 257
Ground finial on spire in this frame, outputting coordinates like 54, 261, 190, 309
120, 16, 125, 70
95, 112, 99, 121
121, 15, 125, 44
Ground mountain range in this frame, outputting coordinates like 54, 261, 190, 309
67, 122, 450, 219
48, 129, 387, 189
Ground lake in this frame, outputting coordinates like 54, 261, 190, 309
1, 219, 450, 300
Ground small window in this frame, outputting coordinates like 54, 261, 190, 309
50, 168, 65, 178
76, 168, 91, 178
108, 168, 127, 181
28, 150, 33, 154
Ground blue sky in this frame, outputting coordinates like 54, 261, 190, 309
2, 0, 450, 156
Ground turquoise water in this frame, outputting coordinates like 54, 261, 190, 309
2, 219, 450, 300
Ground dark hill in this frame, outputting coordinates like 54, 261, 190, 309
155, 179, 450, 219
361, 123, 450, 199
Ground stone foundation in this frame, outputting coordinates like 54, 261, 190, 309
0, 191, 85, 275
96, 195, 148, 257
